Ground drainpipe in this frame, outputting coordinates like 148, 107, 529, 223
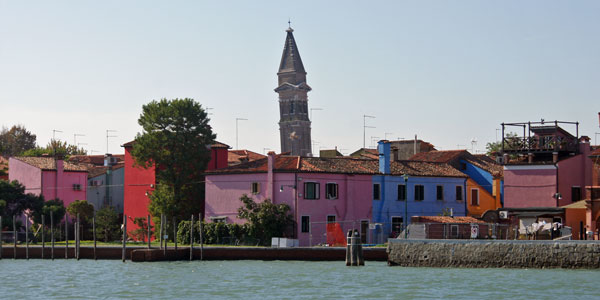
464, 178, 468, 216
294, 172, 298, 239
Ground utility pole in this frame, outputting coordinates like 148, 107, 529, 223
235, 118, 248, 150
106, 130, 117, 154
363, 115, 375, 149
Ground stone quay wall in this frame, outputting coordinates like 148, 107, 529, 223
387, 239, 600, 269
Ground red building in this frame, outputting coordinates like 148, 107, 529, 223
122, 140, 230, 235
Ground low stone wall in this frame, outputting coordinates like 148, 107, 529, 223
387, 239, 600, 269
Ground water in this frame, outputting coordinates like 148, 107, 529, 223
1, 260, 598, 299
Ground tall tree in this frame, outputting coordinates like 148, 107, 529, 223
0, 180, 44, 229
237, 195, 294, 245
22, 139, 87, 157
66, 200, 95, 222
0, 125, 37, 157
132, 98, 215, 220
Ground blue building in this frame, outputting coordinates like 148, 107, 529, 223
372, 141, 468, 239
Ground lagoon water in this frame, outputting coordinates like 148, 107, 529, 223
1, 259, 598, 299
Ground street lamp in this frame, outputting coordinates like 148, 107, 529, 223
403, 174, 409, 239
235, 118, 248, 150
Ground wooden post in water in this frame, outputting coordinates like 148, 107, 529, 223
173, 217, 177, 252
122, 214, 127, 262
13, 215, 17, 259
76, 213, 80, 260
41, 215, 45, 259
51, 212, 54, 260
93, 213, 97, 260
147, 215, 151, 249
163, 215, 166, 257
355, 229, 364, 266
25, 214, 29, 260
65, 215, 68, 259
345, 230, 352, 266
159, 214, 164, 250
190, 214, 194, 261
199, 214, 203, 261
0, 216, 2, 260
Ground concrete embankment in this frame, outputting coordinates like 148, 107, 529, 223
0, 246, 387, 262
387, 239, 600, 269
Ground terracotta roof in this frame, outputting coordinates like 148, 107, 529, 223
209, 154, 467, 178
411, 150, 503, 178
319, 149, 343, 158
415, 216, 485, 224
68, 154, 124, 166
561, 200, 587, 209
349, 148, 379, 160
228, 150, 266, 165
12, 157, 89, 172
86, 163, 124, 178
590, 148, 600, 157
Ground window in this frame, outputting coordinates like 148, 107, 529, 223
414, 185, 424, 201
301, 216, 310, 233
251, 182, 260, 194
397, 184, 406, 201
326, 183, 338, 199
572, 187, 581, 202
471, 188, 479, 206
304, 182, 320, 199
456, 186, 463, 201
436, 185, 444, 201
72, 184, 81, 191
373, 184, 381, 200
450, 225, 459, 238
327, 215, 336, 224
391, 217, 403, 235
290, 102, 295, 114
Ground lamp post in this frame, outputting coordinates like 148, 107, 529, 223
403, 174, 409, 239
235, 118, 248, 150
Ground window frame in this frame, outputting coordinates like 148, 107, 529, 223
251, 182, 260, 194
304, 182, 320, 200
456, 185, 463, 201
301, 216, 310, 233
436, 185, 444, 201
327, 215, 336, 224
397, 184, 406, 201
572, 186, 582, 202
325, 183, 339, 199
373, 183, 381, 200
471, 188, 480, 206
391, 216, 404, 234
414, 185, 425, 201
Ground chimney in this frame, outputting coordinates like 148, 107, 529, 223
267, 151, 276, 199
552, 152, 559, 163
503, 153, 509, 164
104, 153, 113, 166
414, 134, 418, 155
378, 140, 391, 174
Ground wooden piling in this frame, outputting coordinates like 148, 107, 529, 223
51, 212, 54, 260
199, 214, 203, 261
76, 214, 80, 260
173, 217, 177, 252
356, 229, 364, 266
0, 216, 2, 260
163, 214, 166, 257
25, 214, 29, 260
147, 215, 151, 249
93, 213, 97, 260
41, 215, 45, 259
345, 230, 352, 266
65, 215, 68, 259
159, 214, 164, 250
122, 214, 127, 262
190, 214, 194, 261
13, 215, 17, 259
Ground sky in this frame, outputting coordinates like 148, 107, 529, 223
1, 1, 599, 156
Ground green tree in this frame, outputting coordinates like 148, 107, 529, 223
22, 139, 87, 157
31, 198, 66, 225
0, 125, 37, 157
129, 217, 153, 242
237, 194, 294, 245
95, 206, 121, 242
0, 180, 44, 229
486, 132, 519, 155
66, 200, 95, 222
132, 98, 215, 221
147, 184, 177, 239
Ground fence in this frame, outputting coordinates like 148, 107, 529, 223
404, 223, 515, 240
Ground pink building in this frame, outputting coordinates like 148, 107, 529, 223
502, 121, 594, 209
8, 156, 88, 208
205, 152, 378, 246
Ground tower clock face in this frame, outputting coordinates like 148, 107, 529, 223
289, 131, 299, 140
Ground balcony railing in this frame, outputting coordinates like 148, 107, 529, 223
502, 135, 578, 153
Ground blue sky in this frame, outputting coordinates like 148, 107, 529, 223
1, 1, 599, 155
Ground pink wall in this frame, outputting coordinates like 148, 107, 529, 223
8, 158, 42, 195
558, 153, 593, 206
504, 165, 557, 208
205, 172, 373, 246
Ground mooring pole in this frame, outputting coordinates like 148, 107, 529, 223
76, 213, 80, 260
173, 217, 177, 252
93, 213, 97, 260
0, 216, 2, 260
147, 215, 151, 249
25, 215, 29, 260
199, 214, 203, 261
13, 215, 17, 259
65, 215, 68, 259
356, 229, 364, 266
122, 214, 127, 262
163, 215, 167, 257
159, 213, 164, 250
190, 214, 194, 261
41, 215, 45, 259
51, 212, 54, 260
345, 229, 352, 266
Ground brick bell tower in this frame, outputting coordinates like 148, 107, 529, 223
275, 25, 312, 156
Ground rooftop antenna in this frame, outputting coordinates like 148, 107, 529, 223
106, 130, 117, 154
363, 115, 376, 149
288, 18, 291, 29
385, 132, 393, 140
471, 138, 478, 153
52, 129, 62, 140
235, 118, 248, 150
74, 133, 85, 145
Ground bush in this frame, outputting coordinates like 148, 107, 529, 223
176, 221, 252, 245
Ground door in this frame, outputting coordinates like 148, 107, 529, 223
360, 220, 369, 244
